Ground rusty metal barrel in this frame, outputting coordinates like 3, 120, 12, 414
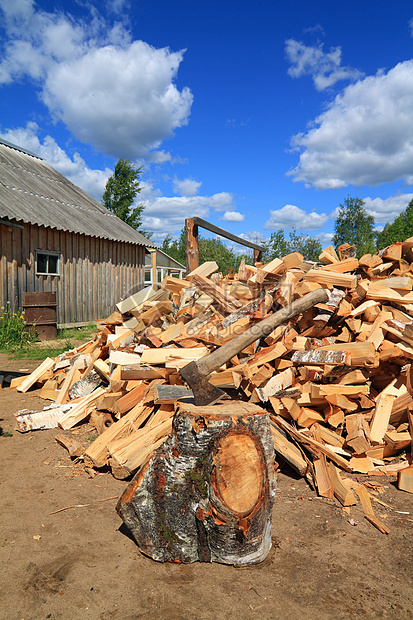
23, 292, 57, 340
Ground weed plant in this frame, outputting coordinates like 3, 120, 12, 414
0, 302, 37, 352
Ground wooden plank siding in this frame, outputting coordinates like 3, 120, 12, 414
0, 222, 146, 325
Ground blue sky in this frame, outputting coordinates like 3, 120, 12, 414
1, 0, 413, 251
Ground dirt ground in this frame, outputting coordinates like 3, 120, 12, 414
0, 352, 412, 620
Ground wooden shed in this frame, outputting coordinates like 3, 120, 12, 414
0, 138, 155, 327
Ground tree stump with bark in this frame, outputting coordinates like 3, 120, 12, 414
116, 401, 276, 565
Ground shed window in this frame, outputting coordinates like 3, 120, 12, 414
36, 251, 59, 276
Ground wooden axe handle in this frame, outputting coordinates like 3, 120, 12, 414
196, 288, 329, 377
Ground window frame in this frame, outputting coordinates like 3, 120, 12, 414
35, 250, 60, 276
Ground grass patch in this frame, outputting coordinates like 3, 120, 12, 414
56, 324, 97, 340
9, 343, 74, 360
0, 323, 98, 361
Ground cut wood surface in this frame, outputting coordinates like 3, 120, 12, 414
370, 393, 395, 444
58, 387, 107, 430
16, 357, 54, 393
398, 465, 413, 493
186, 261, 218, 280
304, 269, 357, 289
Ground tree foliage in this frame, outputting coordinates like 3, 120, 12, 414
102, 158, 152, 237
161, 230, 252, 275
376, 199, 413, 249
263, 228, 322, 262
332, 196, 375, 258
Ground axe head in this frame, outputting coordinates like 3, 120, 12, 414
179, 361, 225, 406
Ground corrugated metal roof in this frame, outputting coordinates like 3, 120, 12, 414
0, 139, 155, 247
145, 247, 185, 270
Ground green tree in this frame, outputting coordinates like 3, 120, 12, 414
288, 229, 322, 262
376, 199, 413, 249
160, 229, 252, 274
199, 237, 251, 274
264, 228, 322, 262
263, 229, 289, 261
102, 158, 152, 237
161, 231, 186, 265
332, 196, 375, 257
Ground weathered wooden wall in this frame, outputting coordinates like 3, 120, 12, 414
0, 222, 145, 325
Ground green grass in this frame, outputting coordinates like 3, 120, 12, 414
9, 342, 74, 360
0, 323, 98, 361
56, 324, 97, 340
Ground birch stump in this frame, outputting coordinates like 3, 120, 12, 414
116, 401, 276, 565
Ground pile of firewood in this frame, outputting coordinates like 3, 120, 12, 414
12, 240, 413, 515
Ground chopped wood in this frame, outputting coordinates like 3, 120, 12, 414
16, 357, 55, 393
343, 479, 390, 533
108, 417, 172, 475
313, 454, 334, 498
108, 350, 142, 366
304, 269, 357, 289
116, 286, 157, 314
191, 273, 243, 313
83, 403, 149, 468
319, 245, 339, 264
291, 349, 347, 365
320, 257, 359, 273
370, 393, 395, 444
118, 364, 165, 381
15, 405, 70, 432
328, 463, 357, 506
338, 243, 356, 260
141, 346, 208, 365
55, 365, 81, 405
317, 341, 378, 367
398, 465, 413, 493
55, 433, 85, 457
58, 387, 107, 430
270, 423, 308, 476
255, 368, 294, 402
345, 413, 371, 454
114, 382, 146, 415
11, 242, 413, 532
186, 260, 218, 280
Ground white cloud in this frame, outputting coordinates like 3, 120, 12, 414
316, 232, 334, 248
328, 193, 413, 229
240, 231, 267, 244
362, 193, 413, 225
142, 191, 236, 240
288, 60, 413, 189
173, 177, 201, 197
303, 24, 325, 37
0, 0, 34, 22
0, 3, 193, 159
221, 211, 245, 222
285, 39, 363, 91
264, 204, 328, 231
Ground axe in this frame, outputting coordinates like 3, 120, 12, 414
180, 287, 329, 406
